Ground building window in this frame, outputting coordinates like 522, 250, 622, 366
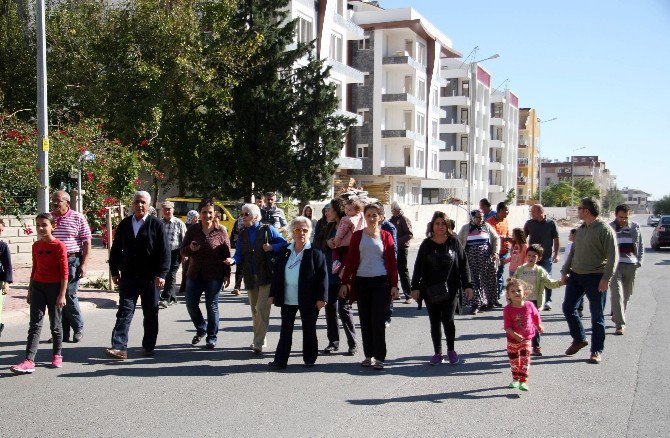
297, 16, 313, 44
337, 0, 345, 16
330, 32, 343, 62
431, 120, 438, 140
363, 73, 373, 86
411, 184, 420, 205
359, 35, 371, 50
417, 42, 427, 65
431, 88, 438, 105
356, 144, 369, 158
460, 135, 468, 150
404, 146, 411, 166
461, 81, 469, 97
422, 188, 440, 204
459, 108, 468, 124
417, 79, 426, 100
332, 79, 342, 105
416, 113, 425, 136
459, 161, 468, 179
396, 182, 406, 201
357, 108, 371, 124
431, 152, 438, 171
415, 148, 425, 169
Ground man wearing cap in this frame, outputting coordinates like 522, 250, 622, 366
51, 190, 92, 343
159, 201, 187, 308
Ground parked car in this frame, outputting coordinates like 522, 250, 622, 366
647, 214, 661, 226
651, 215, 670, 250
166, 197, 242, 234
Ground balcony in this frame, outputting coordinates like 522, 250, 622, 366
422, 178, 468, 189
490, 117, 505, 127
518, 158, 529, 167
427, 170, 446, 180
430, 105, 447, 119
430, 137, 446, 149
333, 13, 365, 40
440, 149, 468, 161
433, 73, 448, 87
489, 140, 505, 149
440, 67, 469, 79
517, 176, 528, 183
440, 122, 469, 134
382, 93, 425, 107
382, 129, 424, 142
489, 162, 504, 171
381, 166, 425, 178
439, 95, 470, 107
489, 184, 503, 192
326, 58, 365, 84
334, 109, 363, 126
335, 156, 362, 170
382, 55, 424, 71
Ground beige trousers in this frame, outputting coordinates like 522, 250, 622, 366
610, 263, 638, 329
248, 281, 272, 349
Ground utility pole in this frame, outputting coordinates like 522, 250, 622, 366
36, 0, 50, 213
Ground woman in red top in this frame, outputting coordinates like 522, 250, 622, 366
339, 203, 398, 370
11, 213, 68, 374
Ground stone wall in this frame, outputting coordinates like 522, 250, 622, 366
0, 215, 38, 263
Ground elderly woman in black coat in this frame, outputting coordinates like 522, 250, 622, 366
267, 216, 328, 369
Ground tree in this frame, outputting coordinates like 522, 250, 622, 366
602, 185, 625, 213
654, 195, 670, 215
541, 179, 601, 207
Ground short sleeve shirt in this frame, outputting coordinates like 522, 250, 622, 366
52, 208, 92, 253
524, 218, 558, 261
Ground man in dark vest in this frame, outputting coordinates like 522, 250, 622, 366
105, 191, 170, 359
225, 203, 286, 353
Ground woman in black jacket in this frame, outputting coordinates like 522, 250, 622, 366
267, 216, 328, 369
411, 211, 473, 366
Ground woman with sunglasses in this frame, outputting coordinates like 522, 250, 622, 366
181, 199, 231, 349
457, 209, 500, 315
267, 216, 327, 369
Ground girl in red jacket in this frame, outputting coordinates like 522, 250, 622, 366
11, 213, 68, 374
339, 203, 398, 370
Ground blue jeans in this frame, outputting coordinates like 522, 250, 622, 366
185, 277, 223, 344
538, 258, 553, 303
562, 272, 607, 354
496, 262, 506, 300
62, 255, 84, 337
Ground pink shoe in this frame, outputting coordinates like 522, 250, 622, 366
51, 354, 63, 368
10, 359, 36, 375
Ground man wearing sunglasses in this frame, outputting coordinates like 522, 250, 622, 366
561, 197, 618, 364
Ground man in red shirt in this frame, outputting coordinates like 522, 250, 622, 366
487, 201, 511, 307
51, 190, 92, 343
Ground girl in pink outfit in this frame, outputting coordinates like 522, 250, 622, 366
327, 199, 364, 274
503, 278, 543, 391
508, 228, 527, 277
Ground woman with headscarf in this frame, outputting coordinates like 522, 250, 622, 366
457, 209, 500, 315
267, 216, 327, 369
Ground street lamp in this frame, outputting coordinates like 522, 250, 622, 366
537, 117, 557, 205
466, 50, 499, 209
571, 146, 586, 206
73, 151, 95, 213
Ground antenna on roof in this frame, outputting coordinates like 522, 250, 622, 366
457, 46, 478, 69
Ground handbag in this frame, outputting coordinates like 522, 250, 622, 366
425, 281, 451, 304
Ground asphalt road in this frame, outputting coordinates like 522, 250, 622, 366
1, 215, 668, 437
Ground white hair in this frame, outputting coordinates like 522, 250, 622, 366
52, 190, 71, 203
241, 203, 261, 221
391, 201, 403, 214
290, 216, 312, 235
134, 190, 151, 203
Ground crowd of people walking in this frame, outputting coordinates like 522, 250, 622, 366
1, 190, 640, 391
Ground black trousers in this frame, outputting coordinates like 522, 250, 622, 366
234, 265, 243, 290
397, 246, 412, 299
356, 276, 389, 362
111, 276, 159, 351
161, 249, 181, 302
273, 304, 319, 366
426, 291, 458, 354
324, 283, 357, 348
26, 281, 63, 360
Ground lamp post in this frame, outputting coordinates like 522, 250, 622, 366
571, 146, 586, 206
76, 151, 95, 213
537, 117, 557, 205
36, 0, 49, 213
466, 52, 499, 210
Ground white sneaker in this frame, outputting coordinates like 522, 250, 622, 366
543, 301, 553, 311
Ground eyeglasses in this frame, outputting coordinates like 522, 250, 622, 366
241, 212, 252, 217
293, 228, 309, 234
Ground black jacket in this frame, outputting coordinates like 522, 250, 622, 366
269, 244, 328, 307
109, 214, 170, 280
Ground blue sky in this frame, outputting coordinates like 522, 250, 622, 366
380, 0, 670, 199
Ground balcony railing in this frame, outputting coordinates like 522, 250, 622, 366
326, 58, 365, 83
382, 93, 425, 106
382, 55, 424, 71
333, 13, 365, 40
382, 129, 425, 142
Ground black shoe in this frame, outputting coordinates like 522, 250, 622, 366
158, 300, 169, 309
191, 335, 203, 345
205, 342, 216, 350
470, 306, 480, 315
346, 346, 357, 356
142, 348, 154, 357
323, 342, 339, 354
72, 332, 83, 343
0, 323, 4, 338
303, 362, 315, 368
493, 301, 503, 308
268, 361, 287, 370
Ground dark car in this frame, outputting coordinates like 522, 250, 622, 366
647, 215, 661, 227
651, 215, 670, 250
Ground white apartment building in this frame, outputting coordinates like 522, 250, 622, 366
287, 0, 366, 174
438, 58, 492, 205
489, 90, 519, 204
621, 187, 651, 213
345, 2, 461, 205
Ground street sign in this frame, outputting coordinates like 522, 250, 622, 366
566, 206, 578, 217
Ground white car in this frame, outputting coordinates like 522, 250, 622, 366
647, 215, 661, 227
